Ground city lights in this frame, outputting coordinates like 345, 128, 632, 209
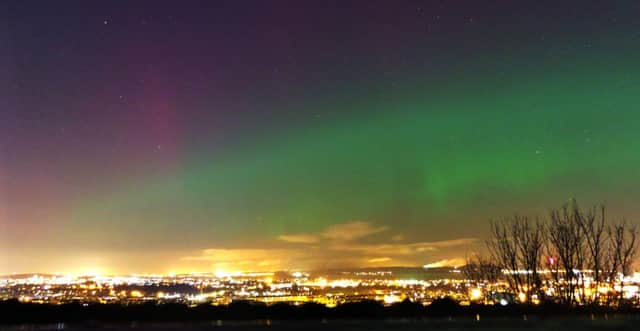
0, 268, 473, 307
4, 265, 637, 308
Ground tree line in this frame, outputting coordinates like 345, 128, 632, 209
464, 199, 638, 307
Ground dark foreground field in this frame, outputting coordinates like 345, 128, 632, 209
2, 317, 640, 331
2, 299, 640, 330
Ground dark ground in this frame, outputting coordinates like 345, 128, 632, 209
2, 317, 640, 331
2, 299, 640, 330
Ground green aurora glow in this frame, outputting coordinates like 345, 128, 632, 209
4, 3, 640, 274
66, 53, 640, 257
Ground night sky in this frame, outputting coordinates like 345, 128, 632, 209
2, 1, 640, 275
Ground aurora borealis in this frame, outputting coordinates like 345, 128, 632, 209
2, 1, 640, 275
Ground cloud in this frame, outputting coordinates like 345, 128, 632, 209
278, 221, 388, 244
182, 248, 292, 261
179, 240, 475, 271
328, 238, 478, 256
182, 227, 478, 272
321, 221, 388, 240
391, 234, 404, 242
181, 248, 304, 270
423, 258, 467, 268
421, 238, 478, 248
180, 247, 362, 271
367, 257, 392, 264
277, 234, 320, 244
